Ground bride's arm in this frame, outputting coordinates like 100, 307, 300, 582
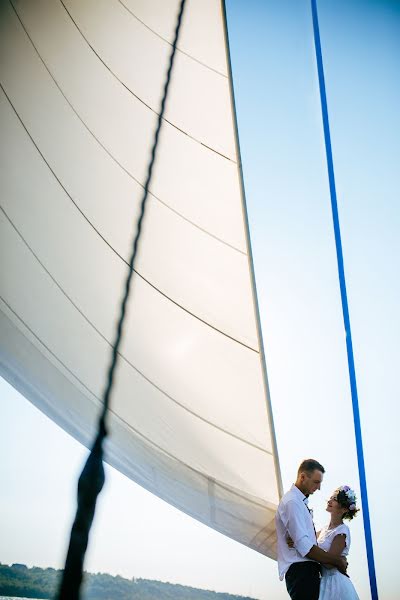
329, 534, 346, 557
320, 534, 347, 570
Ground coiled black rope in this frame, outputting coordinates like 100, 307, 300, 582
57, 2, 186, 598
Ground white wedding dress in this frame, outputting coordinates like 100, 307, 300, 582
318, 524, 360, 600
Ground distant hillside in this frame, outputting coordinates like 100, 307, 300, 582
0, 563, 256, 600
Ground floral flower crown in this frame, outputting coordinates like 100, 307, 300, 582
336, 485, 357, 512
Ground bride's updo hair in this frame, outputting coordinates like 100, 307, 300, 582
335, 486, 360, 521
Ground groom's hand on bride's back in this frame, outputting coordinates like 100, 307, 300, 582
337, 556, 348, 575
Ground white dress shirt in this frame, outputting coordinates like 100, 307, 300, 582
275, 484, 318, 580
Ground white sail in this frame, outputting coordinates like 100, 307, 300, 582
0, 0, 281, 559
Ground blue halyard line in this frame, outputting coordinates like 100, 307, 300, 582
310, 1, 378, 598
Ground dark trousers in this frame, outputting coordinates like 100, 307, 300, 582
285, 562, 321, 600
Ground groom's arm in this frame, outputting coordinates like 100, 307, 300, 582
316, 534, 347, 571
284, 502, 347, 575
306, 545, 347, 574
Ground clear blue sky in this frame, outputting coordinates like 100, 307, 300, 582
1, 1, 399, 599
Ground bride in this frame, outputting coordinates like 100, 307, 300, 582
317, 485, 360, 600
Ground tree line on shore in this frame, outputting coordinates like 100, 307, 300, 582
0, 562, 255, 600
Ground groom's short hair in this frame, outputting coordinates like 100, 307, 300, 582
298, 458, 325, 476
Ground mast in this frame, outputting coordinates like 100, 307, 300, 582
221, 0, 284, 500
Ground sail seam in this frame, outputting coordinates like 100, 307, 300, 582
0, 84, 256, 352
117, 0, 228, 78
0, 295, 274, 464
56, 0, 234, 162
8, 0, 245, 256
248, 521, 277, 548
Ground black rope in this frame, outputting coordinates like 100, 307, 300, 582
57, 2, 186, 598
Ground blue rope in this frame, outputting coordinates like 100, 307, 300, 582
310, 2, 378, 598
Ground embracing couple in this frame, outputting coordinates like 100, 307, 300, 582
275, 458, 360, 600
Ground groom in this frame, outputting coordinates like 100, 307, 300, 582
275, 459, 347, 600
